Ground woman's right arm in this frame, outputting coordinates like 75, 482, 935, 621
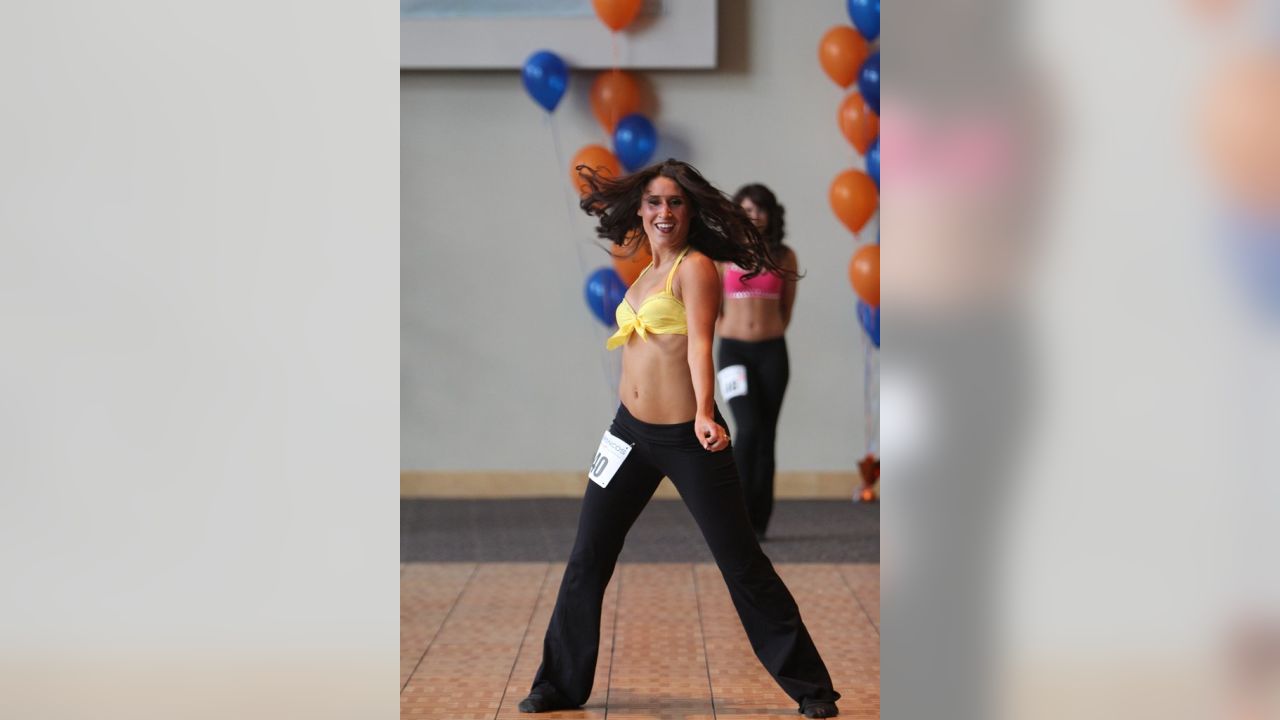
715, 262, 726, 318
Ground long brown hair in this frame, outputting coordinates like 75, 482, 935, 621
576, 159, 795, 280
732, 183, 786, 249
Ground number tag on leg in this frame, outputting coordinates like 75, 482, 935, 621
588, 430, 633, 488
717, 364, 748, 400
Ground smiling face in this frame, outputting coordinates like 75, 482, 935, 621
638, 176, 691, 250
740, 197, 768, 231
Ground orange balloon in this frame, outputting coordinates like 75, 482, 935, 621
571, 145, 622, 196
818, 26, 869, 89
590, 70, 642, 133
849, 244, 880, 307
839, 91, 880, 154
611, 232, 652, 286
1201, 53, 1280, 212
592, 0, 642, 31
829, 169, 879, 234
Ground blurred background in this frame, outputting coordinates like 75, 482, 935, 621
883, 0, 1280, 718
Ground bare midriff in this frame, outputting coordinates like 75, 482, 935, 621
618, 332, 698, 423
717, 295, 786, 342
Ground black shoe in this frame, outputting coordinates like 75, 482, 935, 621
799, 699, 839, 718
517, 686, 577, 713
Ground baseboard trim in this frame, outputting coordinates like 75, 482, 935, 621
400, 471, 860, 499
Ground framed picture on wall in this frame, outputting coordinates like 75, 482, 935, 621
400, 0, 716, 70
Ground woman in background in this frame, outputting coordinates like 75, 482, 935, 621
717, 183, 798, 541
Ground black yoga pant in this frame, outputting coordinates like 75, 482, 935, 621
717, 336, 790, 535
530, 403, 839, 710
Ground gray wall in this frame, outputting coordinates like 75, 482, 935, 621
402, 0, 875, 471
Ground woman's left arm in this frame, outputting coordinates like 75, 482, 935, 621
780, 247, 799, 329
681, 253, 730, 452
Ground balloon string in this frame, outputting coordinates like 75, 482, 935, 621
862, 331, 869, 452
548, 113, 578, 222
606, 29, 631, 397
547, 113, 620, 410
863, 330, 880, 457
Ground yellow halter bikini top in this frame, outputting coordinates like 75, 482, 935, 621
606, 246, 691, 350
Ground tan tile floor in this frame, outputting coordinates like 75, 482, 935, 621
402, 563, 879, 719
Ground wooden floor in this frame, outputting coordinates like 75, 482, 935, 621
402, 562, 879, 720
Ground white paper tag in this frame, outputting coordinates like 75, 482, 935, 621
588, 430, 633, 488
717, 364, 748, 400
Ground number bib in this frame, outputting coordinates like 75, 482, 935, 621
717, 364, 748, 399
588, 430, 633, 488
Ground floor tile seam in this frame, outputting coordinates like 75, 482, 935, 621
401, 562, 480, 694
491, 561, 554, 720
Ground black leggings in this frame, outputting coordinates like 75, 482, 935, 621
530, 404, 839, 710
717, 337, 790, 535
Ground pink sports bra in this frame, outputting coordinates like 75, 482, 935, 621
723, 264, 784, 300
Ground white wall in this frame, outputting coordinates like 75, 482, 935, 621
402, 0, 875, 471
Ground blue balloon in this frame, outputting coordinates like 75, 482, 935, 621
867, 136, 879, 188
847, 0, 880, 41
1223, 213, 1280, 320
584, 267, 628, 326
613, 113, 658, 172
522, 50, 568, 112
857, 51, 880, 114
857, 300, 880, 348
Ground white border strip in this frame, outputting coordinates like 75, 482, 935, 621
400, 0, 716, 70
